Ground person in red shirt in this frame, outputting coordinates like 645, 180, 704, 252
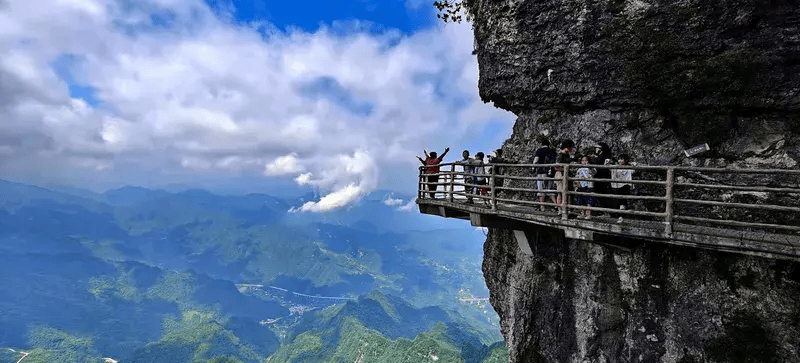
417, 147, 450, 198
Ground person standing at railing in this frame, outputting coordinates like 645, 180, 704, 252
533, 139, 558, 211
473, 152, 489, 204
592, 142, 614, 214
611, 154, 635, 223
554, 140, 575, 213
575, 155, 597, 219
457, 150, 475, 204
417, 147, 450, 198
488, 148, 509, 199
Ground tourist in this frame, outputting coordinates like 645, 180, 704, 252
554, 139, 575, 212
457, 150, 475, 203
488, 149, 509, 198
575, 155, 597, 219
533, 138, 558, 211
611, 154, 635, 223
417, 147, 450, 198
473, 152, 488, 204
592, 142, 614, 212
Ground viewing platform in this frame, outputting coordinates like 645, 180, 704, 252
416, 162, 800, 262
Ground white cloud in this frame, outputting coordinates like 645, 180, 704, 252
398, 200, 416, 211
0, 0, 514, 209
264, 153, 304, 176
294, 183, 362, 212
383, 195, 404, 206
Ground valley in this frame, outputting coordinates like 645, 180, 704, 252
0, 180, 505, 362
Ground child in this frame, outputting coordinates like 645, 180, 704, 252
611, 154, 634, 223
575, 155, 596, 219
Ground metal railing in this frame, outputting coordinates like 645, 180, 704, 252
417, 162, 800, 240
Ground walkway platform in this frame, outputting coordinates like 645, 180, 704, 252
415, 161, 800, 261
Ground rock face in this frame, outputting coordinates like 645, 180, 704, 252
469, 0, 800, 361
483, 227, 800, 362
471, 0, 799, 167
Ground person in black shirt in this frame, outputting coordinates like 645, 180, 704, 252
533, 140, 558, 211
488, 149, 510, 198
592, 142, 614, 212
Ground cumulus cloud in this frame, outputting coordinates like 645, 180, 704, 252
398, 200, 416, 211
264, 153, 304, 176
383, 195, 404, 206
0, 0, 513, 210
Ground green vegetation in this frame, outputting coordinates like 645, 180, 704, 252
434, 0, 473, 23
88, 266, 142, 301
146, 270, 196, 309
127, 310, 266, 363
26, 327, 102, 363
271, 318, 466, 363
0, 182, 502, 362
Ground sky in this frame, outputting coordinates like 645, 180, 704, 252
0, 0, 515, 212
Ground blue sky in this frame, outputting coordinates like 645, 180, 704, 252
206, 0, 433, 34
0, 0, 514, 212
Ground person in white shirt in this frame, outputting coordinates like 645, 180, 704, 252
611, 154, 634, 222
575, 155, 597, 219
473, 152, 488, 204
456, 150, 475, 204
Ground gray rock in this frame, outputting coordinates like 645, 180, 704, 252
467, 0, 800, 361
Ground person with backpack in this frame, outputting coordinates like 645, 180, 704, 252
416, 147, 450, 198
533, 139, 558, 211
554, 139, 575, 213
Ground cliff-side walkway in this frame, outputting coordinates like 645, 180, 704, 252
416, 162, 800, 261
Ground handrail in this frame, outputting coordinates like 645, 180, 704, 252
416, 161, 800, 243
419, 162, 800, 173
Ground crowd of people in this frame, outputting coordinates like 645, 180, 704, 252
417, 138, 636, 222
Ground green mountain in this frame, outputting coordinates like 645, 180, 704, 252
271, 291, 507, 363
0, 179, 504, 362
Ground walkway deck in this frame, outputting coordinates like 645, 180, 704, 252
416, 162, 800, 261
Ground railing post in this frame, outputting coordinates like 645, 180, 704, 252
665, 167, 674, 237
490, 163, 497, 211
449, 165, 455, 202
418, 167, 423, 199
561, 164, 569, 220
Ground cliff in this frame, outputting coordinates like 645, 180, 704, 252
469, 0, 800, 361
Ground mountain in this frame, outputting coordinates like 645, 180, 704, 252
271, 291, 507, 363
0, 180, 503, 362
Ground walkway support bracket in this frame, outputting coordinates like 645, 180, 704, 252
514, 230, 533, 255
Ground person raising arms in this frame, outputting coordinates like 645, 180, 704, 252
417, 147, 450, 198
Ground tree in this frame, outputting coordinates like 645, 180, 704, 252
433, 0, 471, 23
